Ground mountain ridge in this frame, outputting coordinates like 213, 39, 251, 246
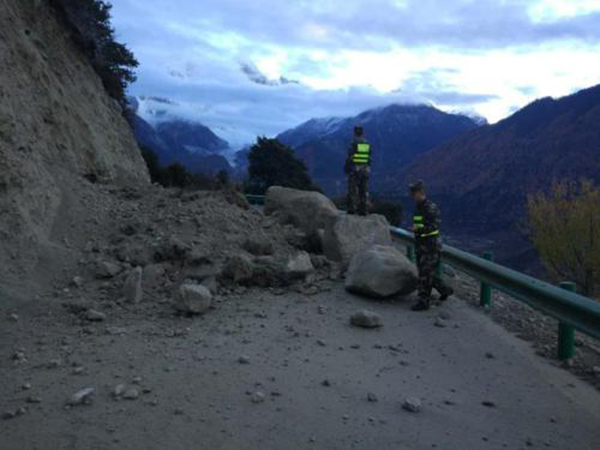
277, 103, 482, 195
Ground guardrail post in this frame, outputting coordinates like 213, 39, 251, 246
557, 282, 577, 361
407, 245, 415, 263
479, 252, 494, 307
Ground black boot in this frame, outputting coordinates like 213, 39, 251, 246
411, 299, 430, 311
439, 287, 454, 302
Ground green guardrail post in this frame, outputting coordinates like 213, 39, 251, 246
557, 282, 577, 361
436, 259, 443, 279
479, 252, 494, 307
407, 245, 415, 262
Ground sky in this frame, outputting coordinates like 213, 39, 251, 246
110, 0, 600, 147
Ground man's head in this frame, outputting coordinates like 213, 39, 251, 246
409, 180, 426, 204
354, 126, 364, 137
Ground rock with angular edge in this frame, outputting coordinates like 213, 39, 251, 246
68, 387, 95, 406
323, 214, 392, 266
95, 261, 121, 279
264, 186, 340, 236
350, 310, 383, 328
403, 397, 422, 413
283, 251, 314, 278
222, 254, 255, 285
123, 267, 143, 304
173, 284, 212, 314
345, 245, 417, 298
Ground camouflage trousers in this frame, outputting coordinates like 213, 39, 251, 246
347, 168, 369, 216
416, 237, 450, 300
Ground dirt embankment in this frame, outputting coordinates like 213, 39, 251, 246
0, 0, 148, 289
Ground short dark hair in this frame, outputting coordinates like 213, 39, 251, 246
354, 126, 364, 136
409, 180, 425, 194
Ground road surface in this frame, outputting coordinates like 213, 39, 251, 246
1, 281, 599, 449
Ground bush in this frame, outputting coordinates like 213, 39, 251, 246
246, 137, 320, 194
50, 0, 138, 108
526, 179, 600, 297
140, 147, 236, 191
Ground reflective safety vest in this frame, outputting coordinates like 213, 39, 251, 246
413, 214, 439, 238
352, 142, 371, 165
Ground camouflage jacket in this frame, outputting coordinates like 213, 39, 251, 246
414, 198, 441, 239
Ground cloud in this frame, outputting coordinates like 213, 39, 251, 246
109, 0, 600, 144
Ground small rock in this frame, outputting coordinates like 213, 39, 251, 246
68, 387, 95, 406
485, 352, 495, 359
251, 391, 266, 404
238, 356, 251, 365
7, 313, 19, 323
402, 397, 422, 413
12, 350, 26, 362
434, 317, 446, 328
438, 311, 452, 320
482, 400, 496, 408
22, 383, 32, 391
95, 261, 121, 279
72, 276, 84, 288
173, 284, 212, 315
85, 309, 106, 322
317, 339, 327, 347
2, 407, 26, 420
26, 396, 42, 404
592, 366, 600, 376
131, 376, 142, 385
321, 379, 331, 387
123, 388, 140, 400
367, 393, 378, 403
72, 366, 85, 375
47, 358, 62, 368
113, 384, 126, 398
350, 310, 383, 329
174, 408, 184, 415
123, 267, 143, 304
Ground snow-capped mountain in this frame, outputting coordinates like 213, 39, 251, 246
277, 103, 482, 195
128, 96, 234, 175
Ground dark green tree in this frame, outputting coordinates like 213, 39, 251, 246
51, 0, 138, 106
246, 137, 319, 194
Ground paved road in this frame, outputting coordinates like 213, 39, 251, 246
1, 282, 599, 449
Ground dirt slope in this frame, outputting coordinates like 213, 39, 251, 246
0, 0, 149, 287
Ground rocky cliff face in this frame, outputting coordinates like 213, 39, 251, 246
0, 0, 148, 285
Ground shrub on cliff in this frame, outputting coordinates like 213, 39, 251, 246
50, 0, 138, 108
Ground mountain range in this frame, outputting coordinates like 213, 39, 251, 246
128, 97, 233, 175
398, 84, 600, 270
277, 104, 483, 196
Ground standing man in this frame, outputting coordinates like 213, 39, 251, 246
409, 180, 453, 311
345, 126, 371, 216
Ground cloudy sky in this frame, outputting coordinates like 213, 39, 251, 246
110, 0, 600, 146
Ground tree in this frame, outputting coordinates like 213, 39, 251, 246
246, 137, 319, 194
526, 179, 600, 297
51, 0, 138, 106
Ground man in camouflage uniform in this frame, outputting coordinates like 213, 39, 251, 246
345, 126, 371, 216
409, 180, 454, 311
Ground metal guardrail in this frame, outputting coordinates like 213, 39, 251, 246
244, 194, 600, 358
246, 194, 266, 206
390, 227, 600, 355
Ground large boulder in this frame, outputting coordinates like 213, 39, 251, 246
264, 187, 340, 236
323, 214, 392, 266
173, 284, 212, 314
345, 245, 417, 298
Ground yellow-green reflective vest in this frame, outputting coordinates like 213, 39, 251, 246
413, 214, 439, 237
352, 143, 371, 165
